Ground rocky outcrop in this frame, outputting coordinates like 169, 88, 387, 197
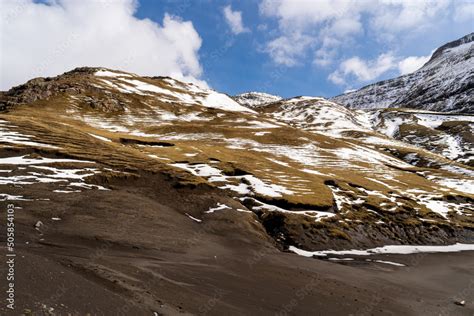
233, 92, 282, 108
0, 67, 126, 112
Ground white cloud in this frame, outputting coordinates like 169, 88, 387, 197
370, 0, 450, 33
264, 33, 314, 66
223, 5, 250, 35
260, 0, 363, 29
328, 17, 363, 36
0, 0, 206, 90
328, 71, 346, 85
312, 36, 341, 67
453, 0, 474, 21
260, 0, 363, 66
313, 48, 336, 67
259, 0, 464, 68
329, 53, 397, 85
330, 50, 436, 85
398, 54, 431, 75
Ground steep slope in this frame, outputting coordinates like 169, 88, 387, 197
233, 92, 282, 108
331, 33, 474, 113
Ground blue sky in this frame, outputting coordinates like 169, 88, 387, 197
2, 0, 473, 97
134, 0, 473, 98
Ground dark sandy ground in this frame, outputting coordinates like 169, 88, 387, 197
0, 167, 473, 315
1, 243, 473, 315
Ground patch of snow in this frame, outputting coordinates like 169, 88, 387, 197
185, 213, 202, 223
220, 182, 250, 195
414, 113, 474, 129
302, 168, 325, 176
254, 131, 271, 136
171, 163, 222, 177
368, 259, 406, 267
420, 200, 451, 218
53, 189, 81, 193
88, 133, 112, 142
95, 69, 133, 77
206, 203, 231, 213
200, 91, 256, 113
426, 176, 474, 195
289, 243, 474, 257
241, 174, 293, 197
171, 162, 293, 198
250, 198, 336, 221
0, 194, 30, 201
236, 208, 252, 213
0, 122, 59, 149
328, 257, 355, 261
0, 155, 94, 165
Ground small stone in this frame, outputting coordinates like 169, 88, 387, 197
454, 300, 465, 306
34, 221, 43, 230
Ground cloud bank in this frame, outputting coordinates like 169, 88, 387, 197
223, 5, 250, 35
329, 53, 397, 84
329, 52, 433, 85
259, 0, 470, 85
398, 54, 432, 75
0, 0, 206, 90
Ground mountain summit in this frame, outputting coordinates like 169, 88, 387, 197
332, 33, 474, 113
233, 92, 282, 108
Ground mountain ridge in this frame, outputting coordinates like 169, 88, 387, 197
331, 33, 474, 113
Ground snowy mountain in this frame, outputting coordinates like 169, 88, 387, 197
331, 33, 474, 113
1, 66, 472, 247
233, 93, 474, 166
233, 91, 282, 108
255, 96, 474, 165
1, 66, 473, 315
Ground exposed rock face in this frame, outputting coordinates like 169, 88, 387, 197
0, 67, 127, 112
233, 91, 282, 108
331, 33, 474, 113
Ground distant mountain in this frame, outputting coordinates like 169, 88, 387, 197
232, 92, 282, 108
331, 33, 474, 113
253, 96, 474, 166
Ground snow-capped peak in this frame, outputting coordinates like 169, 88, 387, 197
93, 69, 256, 114
331, 32, 474, 113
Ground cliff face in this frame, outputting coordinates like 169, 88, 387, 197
331, 33, 474, 113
